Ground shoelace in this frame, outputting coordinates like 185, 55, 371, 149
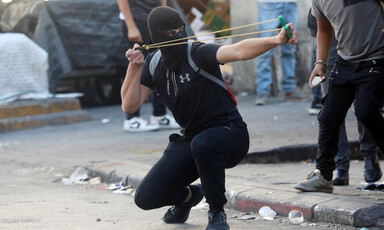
305, 171, 319, 181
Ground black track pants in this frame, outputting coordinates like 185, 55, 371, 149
134, 119, 249, 211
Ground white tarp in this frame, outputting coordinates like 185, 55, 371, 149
0, 33, 49, 104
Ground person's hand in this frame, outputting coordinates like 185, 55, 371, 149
278, 22, 297, 46
309, 62, 326, 88
128, 26, 143, 43
126, 43, 144, 68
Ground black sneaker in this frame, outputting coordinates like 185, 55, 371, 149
163, 184, 204, 223
206, 210, 230, 230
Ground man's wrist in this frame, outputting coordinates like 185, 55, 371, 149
314, 60, 327, 67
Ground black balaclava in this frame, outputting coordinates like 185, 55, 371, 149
147, 6, 188, 71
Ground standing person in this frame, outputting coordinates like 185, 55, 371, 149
117, 0, 179, 132
307, 9, 351, 186
295, 0, 384, 193
121, 6, 297, 229
254, 0, 305, 105
307, 10, 382, 186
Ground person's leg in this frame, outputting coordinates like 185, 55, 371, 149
150, 92, 180, 129
333, 122, 351, 185
316, 67, 356, 181
357, 120, 382, 183
255, 2, 279, 102
295, 58, 356, 193
191, 120, 249, 229
126, 110, 140, 120
152, 93, 166, 117
280, 42, 296, 94
280, 2, 298, 95
334, 123, 350, 173
134, 137, 199, 210
354, 61, 384, 156
191, 120, 249, 210
353, 61, 384, 183
122, 20, 159, 132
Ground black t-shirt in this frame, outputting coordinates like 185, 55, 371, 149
128, 0, 162, 21
141, 42, 242, 137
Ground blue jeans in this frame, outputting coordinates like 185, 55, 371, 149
256, 2, 297, 96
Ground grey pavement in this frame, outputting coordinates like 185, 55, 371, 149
1, 94, 383, 228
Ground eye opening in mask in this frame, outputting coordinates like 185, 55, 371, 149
165, 25, 185, 37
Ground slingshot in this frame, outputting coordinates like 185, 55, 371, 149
136, 16, 293, 51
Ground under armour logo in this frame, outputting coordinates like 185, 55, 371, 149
179, 74, 190, 83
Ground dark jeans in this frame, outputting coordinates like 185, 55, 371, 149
121, 19, 166, 119
316, 57, 384, 180
358, 120, 379, 159
134, 119, 249, 211
333, 122, 351, 172
334, 120, 379, 173
311, 37, 351, 172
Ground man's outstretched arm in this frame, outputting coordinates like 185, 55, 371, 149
216, 22, 297, 64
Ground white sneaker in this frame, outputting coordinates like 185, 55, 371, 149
294, 169, 333, 193
150, 114, 180, 130
123, 117, 159, 132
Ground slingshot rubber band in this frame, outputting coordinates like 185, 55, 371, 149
138, 16, 291, 50
145, 18, 279, 49
146, 28, 282, 49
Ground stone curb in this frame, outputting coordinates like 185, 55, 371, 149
226, 191, 384, 227
0, 110, 89, 133
0, 98, 82, 119
83, 166, 384, 228
242, 142, 364, 164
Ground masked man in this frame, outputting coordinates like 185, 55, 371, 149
121, 6, 296, 230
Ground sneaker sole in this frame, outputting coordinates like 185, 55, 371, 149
158, 125, 180, 130
332, 181, 349, 186
123, 127, 159, 132
365, 170, 382, 183
294, 184, 333, 193
308, 108, 321, 115
206, 224, 230, 230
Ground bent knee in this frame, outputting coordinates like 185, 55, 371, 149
134, 189, 154, 210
